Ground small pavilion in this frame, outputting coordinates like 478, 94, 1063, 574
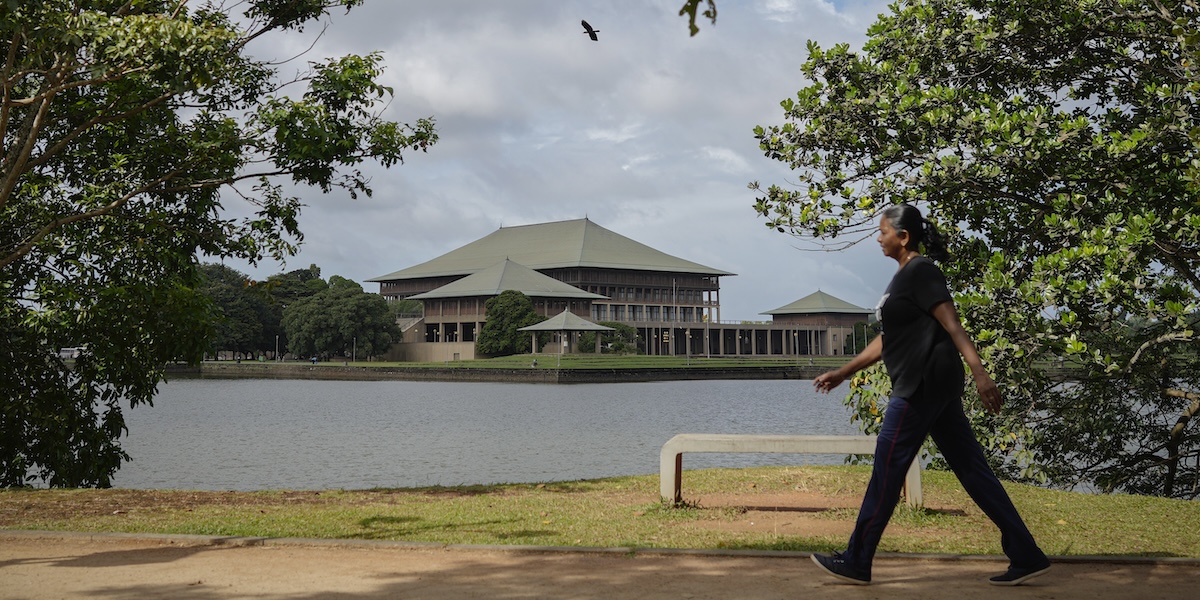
519, 310, 615, 354
762, 290, 873, 355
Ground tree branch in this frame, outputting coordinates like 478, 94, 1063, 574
22, 85, 176, 175
0, 167, 183, 270
0, 58, 64, 211
1163, 387, 1200, 496
1123, 331, 1195, 374
0, 26, 21, 173
1155, 240, 1200, 292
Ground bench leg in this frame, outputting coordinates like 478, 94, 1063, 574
673, 453, 683, 504
903, 462, 923, 508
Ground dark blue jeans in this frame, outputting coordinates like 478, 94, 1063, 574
843, 392, 1047, 574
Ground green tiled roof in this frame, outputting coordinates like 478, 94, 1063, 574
762, 290, 871, 315
408, 259, 606, 300
519, 310, 615, 332
368, 218, 733, 281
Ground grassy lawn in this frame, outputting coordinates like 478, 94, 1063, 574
3, 466, 1197, 558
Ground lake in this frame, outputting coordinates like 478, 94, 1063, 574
111, 378, 861, 491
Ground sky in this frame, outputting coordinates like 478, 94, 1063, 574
219, 0, 898, 321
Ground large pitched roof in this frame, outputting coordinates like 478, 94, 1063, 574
762, 290, 871, 315
368, 218, 733, 281
408, 259, 606, 300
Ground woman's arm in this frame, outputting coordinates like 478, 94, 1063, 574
813, 335, 883, 393
930, 301, 1002, 414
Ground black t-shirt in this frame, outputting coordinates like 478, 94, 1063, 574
877, 256, 964, 400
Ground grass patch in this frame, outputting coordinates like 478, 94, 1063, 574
2, 466, 1197, 558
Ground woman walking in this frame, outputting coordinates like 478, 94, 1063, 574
810, 204, 1050, 586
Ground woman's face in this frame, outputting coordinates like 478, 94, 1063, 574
877, 216, 909, 262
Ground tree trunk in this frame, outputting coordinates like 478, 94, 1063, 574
1163, 388, 1200, 497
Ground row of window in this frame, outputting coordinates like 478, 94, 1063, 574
591, 305, 704, 323
554, 269, 717, 287
584, 286, 708, 303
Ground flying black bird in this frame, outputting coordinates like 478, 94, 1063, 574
581, 20, 599, 41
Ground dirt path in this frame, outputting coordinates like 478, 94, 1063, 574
1, 532, 1196, 599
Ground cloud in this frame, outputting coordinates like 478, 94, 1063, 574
699, 146, 752, 174
216, 0, 897, 320
585, 121, 651, 143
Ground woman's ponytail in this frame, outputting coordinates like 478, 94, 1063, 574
881, 203, 951, 262
920, 218, 949, 262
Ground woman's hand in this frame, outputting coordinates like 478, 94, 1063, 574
812, 336, 883, 395
813, 370, 845, 394
975, 372, 1002, 414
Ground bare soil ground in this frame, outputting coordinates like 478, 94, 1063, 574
0, 489, 349, 522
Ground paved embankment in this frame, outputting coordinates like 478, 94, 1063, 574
179, 362, 829, 383
1, 531, 1196, 600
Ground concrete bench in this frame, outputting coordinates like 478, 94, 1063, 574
660, 433, 922, 508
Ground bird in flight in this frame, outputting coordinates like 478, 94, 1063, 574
581, 20, 599, 41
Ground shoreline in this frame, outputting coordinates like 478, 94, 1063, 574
172, 362, 831, 383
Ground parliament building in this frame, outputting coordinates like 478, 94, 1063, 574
367, 218, 871, 361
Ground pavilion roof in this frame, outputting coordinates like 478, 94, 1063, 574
519, 309, 615, 332
762, 290, 871, 316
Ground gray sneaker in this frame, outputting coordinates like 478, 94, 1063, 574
988, 561, 1051, 586
810, 552, 871, 585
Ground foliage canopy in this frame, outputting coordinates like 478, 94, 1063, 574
578, 321, 642, 354
281, 275, 399, 360
1, 1, 436, 487
476, 291, 543, 357
199, 263, 272, 358
753, 0, 1200, 497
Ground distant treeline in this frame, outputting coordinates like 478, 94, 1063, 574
200, 263, 420, 361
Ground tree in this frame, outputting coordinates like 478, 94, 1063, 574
260, 264, 328, 355
843, 321, 877, 356
752, 0, 1199, 497
281, 276, 398, 360
265, 265, 327, 307
578, 322, 641, 354
1, 1, 436, 487
677, 0, 718, 36
476, 291, 542, 357
388, 298, 423, 318
199, 263, 269, 359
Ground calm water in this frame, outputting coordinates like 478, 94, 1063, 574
111, 378, 861, 491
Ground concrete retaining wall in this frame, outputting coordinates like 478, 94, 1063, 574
178, 363, 827, 383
